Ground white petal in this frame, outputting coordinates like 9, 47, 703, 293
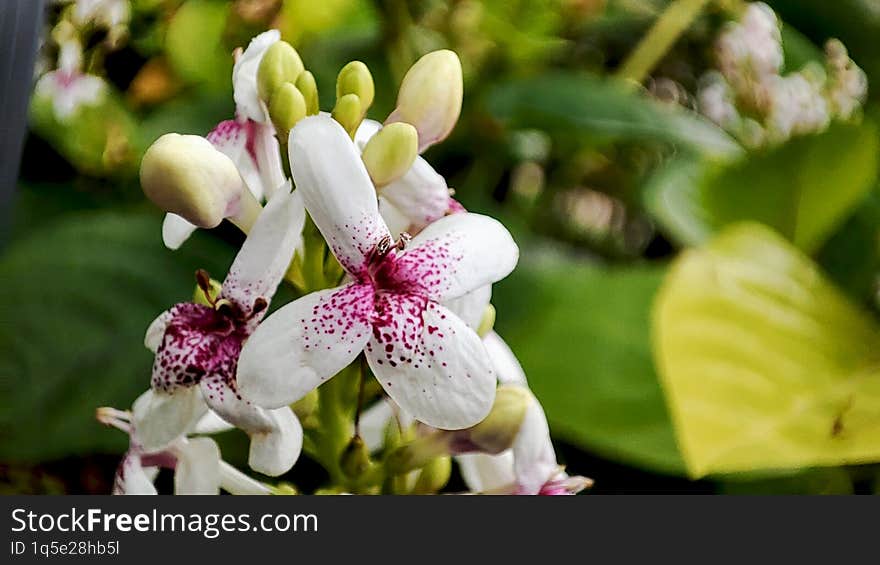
380, 157, 451, 230
253, 122, 287, 200
443, 285, 491, 332
359, 399, 394, 452
398, 212, 519, 302
366, 299, 496, 429
220, 461, 271, 494
233, 30, 280, 123
113, 452, 158, 495
144, 309, 174, 353
162, 213, 198, 250
221, 185, 304, 312
237, 283, 374, 408
483, 331, 527, 386
174, 437, 221, 494
512, 393, 558, 495
456, 451, 515, 494
192, 410, 235, 435
132, 387, 208, 450
70, 74, 105, 107
288, 115, 390, 274
199, 375, 302, 476
354, 118, 382, 151
208, 119, 265, 201
378, 197, 411, 240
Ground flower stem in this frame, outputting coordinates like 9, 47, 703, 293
615, 0, 712, 87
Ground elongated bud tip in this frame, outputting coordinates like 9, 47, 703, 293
387, 49, 463, 152
340, 436, 372, 478
332, 93, 363, 137
140, 134, 245, 228
295, 70, 320, 115
412, 456, 452, 494
336, 61, 375, 113
269, 82, 307, 138
257, 41, 304, 103
466, 385, 530, 454
361, 122, 418, 186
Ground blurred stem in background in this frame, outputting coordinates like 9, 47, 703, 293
616, 0, 712, 86
0, 0, 43, 248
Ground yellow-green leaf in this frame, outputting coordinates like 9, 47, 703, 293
653, 222, 880, 478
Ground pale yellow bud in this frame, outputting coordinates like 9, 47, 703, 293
269, 82, 307, 138
477, 304, 496, 338
336, 61, 374, 114
361, 122, 418, 187
257, 41, 304, 104
467, 385, 530, 454
295, 70, 319, 115
332, 93, 363, 138
386, 50, 463, 152
412, 456, 452, 494
140, 134, 245, 228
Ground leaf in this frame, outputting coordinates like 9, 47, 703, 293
653, 223, 880, 478
0, 210, 233, 461
486, 73, 741, 158
165, 0, 232, 90
645, 121, 879, 253
492, 249, 684, 474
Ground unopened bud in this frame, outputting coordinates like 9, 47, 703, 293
291, 388, 318, 422
361, 122, 418, 186
412, 456, 452, 494
257, 41, 304, 104
340, 436, 372, 478
295, 70, 319, 115
386, 432, 452, 475
336, 61, 374, 115
140, 134, 246, 228
476, 304, 496, 338
386, 50, 462, 152
466, 385, 530, 454
332, 93, 363, 138
269, 82, 307, 138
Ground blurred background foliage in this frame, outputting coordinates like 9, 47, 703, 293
5, 0, 880, 494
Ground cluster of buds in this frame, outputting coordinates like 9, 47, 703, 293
697, 2, 868, 148
124, 29, 589, 495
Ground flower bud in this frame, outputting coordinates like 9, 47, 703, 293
466, 385, 530, 454
386, 432, 453, 475
295, 70, 320, 115
336, 61, 374, 115
386, 50, 463, 152
331, 93, 363, 138
140, 134, 246, 228
340, 436, 372, 479
361, 122, 418, 187
257, 41, 304, 104
476, 304, 496, 338
412, 456, 452, 494
291, 388, 318, 422
269, 82, 307, 138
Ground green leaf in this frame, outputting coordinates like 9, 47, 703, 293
653, 223, 880, 478
492, 249, 684, 474
645, 121, 879, 253
486, 73, 741, 158
0, 210, 233, 461
718, 467, 854, 495
165, 0, 232, 90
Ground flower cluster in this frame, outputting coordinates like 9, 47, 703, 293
101, 30, 589, 495
697, 2, 868, 148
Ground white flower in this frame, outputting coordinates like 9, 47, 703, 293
237, 115, 519, 430
136, 186, 306, 477
766, 71, 830, 141
456, 332, 591, 495
164, 30, 287, 250
34, 39, 105, 122
99, 392, 271, 495
73, 0, 131, 29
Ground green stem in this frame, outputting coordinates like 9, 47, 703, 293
615, 0, 712, 87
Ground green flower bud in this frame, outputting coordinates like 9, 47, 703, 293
140, 134, 246, 228
291, 388, 318, 422
386, 50, 463, 152
361, 122, 418, 187
467, 385, 530, 454
476, 304, 496, 338
332, 93, 363, 138
386, 432, 453, 475
269, 82, 307, 138
257, 41, 304, 104
336, 61, 374, 114
295, 70, 320, 115
412, 456, 452, 494
341, 436, 372, 479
